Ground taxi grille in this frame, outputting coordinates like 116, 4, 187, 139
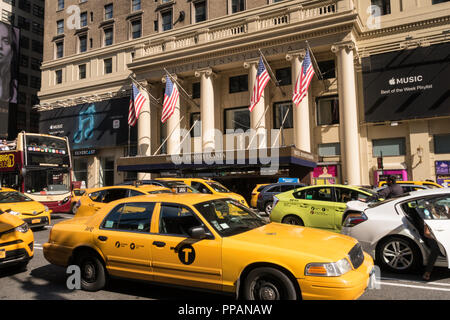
0, 248, 27, 263
348, 243, 364, 270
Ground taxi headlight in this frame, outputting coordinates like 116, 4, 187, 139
15, 223, 29, 233
44, 206, 49, 212
8, 210, 21, 216
305, 258, 352, 277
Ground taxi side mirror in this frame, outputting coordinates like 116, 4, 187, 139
189, 226, 208, 239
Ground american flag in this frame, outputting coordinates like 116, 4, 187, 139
249, 57, 270, 112
293, 49, 315, 106
161, 75, 179, 123
128, 83, 147, 126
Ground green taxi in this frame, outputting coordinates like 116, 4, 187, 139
270, 185, 377, 232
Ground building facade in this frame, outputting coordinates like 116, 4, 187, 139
1, 0, 44, 138
37, 0, 450, 193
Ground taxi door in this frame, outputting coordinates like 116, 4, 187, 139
93, 202, 155, 281
302, 186, 336, 231
150, 203, 222, 291
423, 196, 450, 268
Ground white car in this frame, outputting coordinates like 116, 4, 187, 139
341, 188, 450, 273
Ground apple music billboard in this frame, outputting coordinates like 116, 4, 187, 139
362, 42, 450, 122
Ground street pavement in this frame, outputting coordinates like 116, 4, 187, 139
1, 212, 449, 300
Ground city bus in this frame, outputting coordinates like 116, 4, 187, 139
0, 132, 73, 213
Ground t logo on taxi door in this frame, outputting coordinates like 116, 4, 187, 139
178, 245, 196, 265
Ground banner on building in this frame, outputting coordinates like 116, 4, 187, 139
39, 97, 137, 151
0, 21, 19, 138
362, 42, 450, 122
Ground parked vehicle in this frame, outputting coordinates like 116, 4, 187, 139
378, 180, 443, 189
341, 188, 450, 273
250, 184, 269, 208
256, 183, 305, 214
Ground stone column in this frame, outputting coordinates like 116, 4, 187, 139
331, 41, 361, 185
286, 49, 311, 152
162, 75, 181, 155
244, 59, 267, 149
136, 81, 151, 180
195, 68, 216, 151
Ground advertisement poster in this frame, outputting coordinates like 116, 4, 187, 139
362, 42, 450, 122
0, 21, 19, 138
435, 161, 450, 187
313, 165, 338, 185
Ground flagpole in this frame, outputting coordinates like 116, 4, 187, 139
271, 108, 291, 148
128, 75, 163, 108
305, 41, 324, 81
246, 102, 271, 150
258, 49, 287, 97
179, 119, 199, 148
153, 115, 185, 156
128, 124, 131, 157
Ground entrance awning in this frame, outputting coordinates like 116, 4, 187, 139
117, 146, 317, 174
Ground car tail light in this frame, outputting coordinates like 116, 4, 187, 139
272, 196, 279, 211
343, 212, 368, 227
258, 192, 263, 200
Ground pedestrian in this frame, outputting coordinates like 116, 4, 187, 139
421, 201, 442, 281
377, 175, 403, 199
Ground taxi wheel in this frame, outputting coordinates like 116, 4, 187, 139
243, 267, 297, 300
75, 251, 106, 291
282, 215, 304, 226
264, 202, 273, 215
376, 236, 422, 273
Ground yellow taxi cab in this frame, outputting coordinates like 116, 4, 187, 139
250, 184, 269, 208
378, 180, 443, 189
158, 178, 249, 207
0, 187, 52, 229
44, 193, 374, 300
0, 209, 34, 269
74, 185, 172, 218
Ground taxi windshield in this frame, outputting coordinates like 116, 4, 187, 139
205, 181, 230, 193
0, 191, 33, 203
194, 199, 267, 237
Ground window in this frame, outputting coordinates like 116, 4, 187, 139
434, 134, 450, 154
159, 204, 203, 236
317, 60, 336, 79
104, 27, 113, 46
161, 10, 172, 31
316, 96, 339, 125
55, 70, 62, 84
55, 41, 64, 58
19, 55, 29, 68
275, 67, 291, 86
80, 12, 88, 27
100, 157, 114, 186
191, 182, 211, 194
294, 187, 333, 201
104, 58, 112, 74
372, 138, 406, 157
2, 9, 14, 24
30, 58, 41, 71
30, 76, 41, 89
19, 0, 31, 12
229, 74, 248, 93
132, 0, 141, 11
79, 64, 86, 79
370, 0, 391, 15
190, 112, 201, 137
318, 143, 340, 157
32, 40, 43, 53
73, 158, 88, 184
18, 16, 30, 30
20, 36, 29, 49
104, 4, 113, 20
18, 92, 27, 105
231, 0, 245, 13
335, 188, 372, 203
194, 1, 206, 23
57, 0, 64, 11
19, 73, 28, 86
102, 202, 155, 232
224, 107, 250, 131
32, 4, 45, 18
131, 19, 142, 39
273, 101, 293, 129
32, 22, 43, 36
79, 34, 87, 52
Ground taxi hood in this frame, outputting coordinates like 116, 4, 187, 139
224, 222, 358, 263
0, 211, 25, 232
0, 201, 46, 214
